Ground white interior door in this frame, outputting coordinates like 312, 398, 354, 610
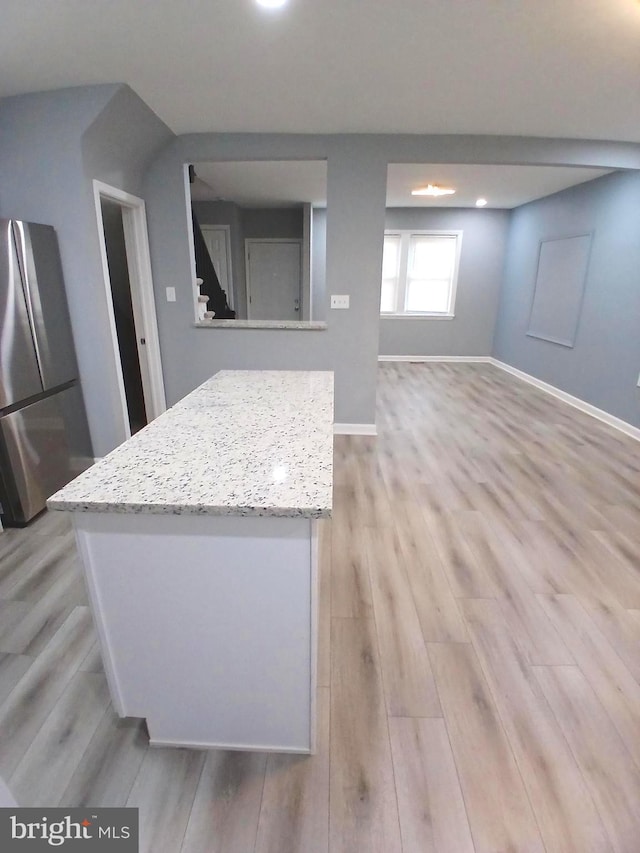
246, 240, 302, 321
201, 226, 233, 310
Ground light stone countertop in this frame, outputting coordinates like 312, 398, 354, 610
48, 370, 334, 518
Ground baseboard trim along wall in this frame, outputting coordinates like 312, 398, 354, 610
378, 355, 492, 363
334, 423, 378, 436
490, 358, 640, 442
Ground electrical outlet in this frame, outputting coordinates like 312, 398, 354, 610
166, 287, 176, 303
331, 294, 350, 309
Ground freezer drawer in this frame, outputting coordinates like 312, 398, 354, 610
0, 391, 77, 524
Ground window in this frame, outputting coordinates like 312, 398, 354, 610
380, 230, 462, 316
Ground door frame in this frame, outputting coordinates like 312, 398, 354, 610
200, 224, 234, 310
244, 238, 302, 321
93, 180, 166, 442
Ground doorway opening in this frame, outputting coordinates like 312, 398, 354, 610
100, 199, 147, 434
93, 181, 166, 443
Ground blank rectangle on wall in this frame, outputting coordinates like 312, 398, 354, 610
527, 234, 592, 347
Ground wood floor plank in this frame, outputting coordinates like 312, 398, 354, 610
429, 641, 544, 853
0, 531, 60, 594
330, 518, 373, 619
600, 504, 640, 544
482, 514, 562, 595
331, 484, 360, 537
533, 664, 640, 853
126, 747, 206, 853
422, 509, 496, 599
254, 686, 329, 853
30, 509, 73, 538
457, 510, 574, 665
181, 750, 267, 853
0, 606, 95, 778
354, 465, 394, 529
3, 530, 77, 603
78, 642, 104, 674
60, 709, 148, 807
0, 652, 32, 707
538, 594, 640, 769
0, 567, 78, 656
592, 528, 640, 585
462, 597, 613, 853
396, 502, 468, 643
577, 595, 640, 686
9, 672, 111, 806
0, 600, 31, 649
330, 617, 401, 853
576, 529, 640, 610
389, 716, 475, 853
365, 525, 441, 717
523, 519, 620, 605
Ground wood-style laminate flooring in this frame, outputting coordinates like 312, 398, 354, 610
1, 362, 639, 852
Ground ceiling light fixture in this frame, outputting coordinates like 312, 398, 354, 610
411, 184, 456, 197
475, 198, 488, 207
256, 0, 288, 8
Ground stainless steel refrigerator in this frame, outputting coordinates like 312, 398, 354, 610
0, 219, 93, 526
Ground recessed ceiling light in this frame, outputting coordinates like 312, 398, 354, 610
476, 198, 488, 207
411, 184, 456, 197
256, 0, 288, 8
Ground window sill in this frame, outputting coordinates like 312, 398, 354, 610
194, 319, 327, 331
380, 313, 455, 320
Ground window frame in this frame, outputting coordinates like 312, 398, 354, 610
380, 229, 463, 318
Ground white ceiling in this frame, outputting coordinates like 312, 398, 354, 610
386, 164, 612, 208
1, 1, 639, 141
190, 160, 611, 209
191, 161, 328, 206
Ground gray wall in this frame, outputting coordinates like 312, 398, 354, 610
379, 207, 509, 357
241, 207, 303, 240
143, 133, 639, 428
144, 136, 387, 426
0, 84, 174, 456
493, 170, 640, 427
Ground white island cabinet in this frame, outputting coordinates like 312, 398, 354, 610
48, 370, 333, 753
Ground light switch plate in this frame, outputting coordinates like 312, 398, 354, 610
166, 287, 176, 303
331, 294, 350, 309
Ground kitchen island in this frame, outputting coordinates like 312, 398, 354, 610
48, 370, 333, 753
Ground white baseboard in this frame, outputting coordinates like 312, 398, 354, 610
490, 359, 640, 442
334, 423, 378, 436
378, 355, 492, 363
